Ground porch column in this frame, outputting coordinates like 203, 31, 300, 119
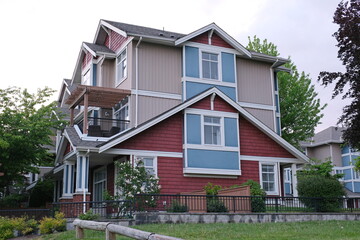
62, 161, 75, 197
83, 91, 89, 134
291, 163, 298, 197
76, 153, 89, 193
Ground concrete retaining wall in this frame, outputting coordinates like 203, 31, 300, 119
134, 212, 360, 225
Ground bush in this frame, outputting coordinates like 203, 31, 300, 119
0, 217, 15, 240
11, 217, 38, 236
0, 194, 28, 208
241, 180, 266, 212
206, 198, 228, 213
39, 212, 66, 234
297, 175, 345, 212
167, 200, 188, 213
79, 210, 100, 220
29, 179, 54, 207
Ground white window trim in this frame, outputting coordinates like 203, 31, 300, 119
134, 156, 158, 177
115, 47, 128, 87
93, 166, 107, 201
202, 115, 224, 146
81, 66, 92, 86
259, 162, 279, 195
200, 51, 221, 81
183, 167, 241, 176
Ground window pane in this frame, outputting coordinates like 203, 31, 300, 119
204, 125, 213, 144
202, 60, 210, 78
210, 62, 218, 79
144, 159, 153, 167
202, 52, 210, 60
210, 53, 217, 61
212, 126, 221, 145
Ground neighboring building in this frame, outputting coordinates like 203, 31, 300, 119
54, 20, 309, 203
302, 126, 360, 193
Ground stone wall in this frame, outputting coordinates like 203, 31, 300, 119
134, 212, 360, 225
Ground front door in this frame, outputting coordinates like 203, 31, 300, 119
284, 168, 292, 196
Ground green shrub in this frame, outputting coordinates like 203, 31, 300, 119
0, 217, 15, 240
241, 180, 266, 212
39, 212, 66, 234
167, 200, 188, 212
79, 210, 100, 220
204, 183, 222, 195
297, 175, 345, 212
29, 179, 54, 207
206, 198, 228, 213
0, 194, 28, 208
11, 217, 38, 236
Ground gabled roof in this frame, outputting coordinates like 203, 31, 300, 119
83, 42, 115, 56
302, 126, 346, 147
175, 23, 251, 57
98, 87, 309, 163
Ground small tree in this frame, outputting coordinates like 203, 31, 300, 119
297, 161, 345, 212
114, 160, 160, 209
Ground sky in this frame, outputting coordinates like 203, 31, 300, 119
0, 0, 348, 132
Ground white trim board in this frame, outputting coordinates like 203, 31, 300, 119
131, 89, 182, 100
240, 155, 302, 164
182, 77, 236, 88
183, 167, 241, 176
105, 149, 182, 158
238, 102, 275, 111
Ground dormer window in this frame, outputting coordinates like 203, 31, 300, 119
202, 52, 218, 80
116, 48, 127, 85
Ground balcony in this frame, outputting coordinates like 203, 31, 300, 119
77, 117, 130, 137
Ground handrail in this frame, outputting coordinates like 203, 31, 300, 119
73, 219, 183, 240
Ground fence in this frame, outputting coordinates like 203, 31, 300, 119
73, 219, 182, 240
50, 195, 360, 219
52, 200, 133, 218
0, 208, 51, 220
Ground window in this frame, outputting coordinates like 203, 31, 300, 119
335, 169, 344, 180
261, 163, 278, 194
135, 157, 157, 176
116, 49, 127, 85
202, 52, 218, 80
113, 97, 129, 132
93, 168, 106, 202
204, 116, 221, 145
353, 169, 360, 180
82, 69, 91, 86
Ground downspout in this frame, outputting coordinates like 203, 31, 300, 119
135, 37, 143, 128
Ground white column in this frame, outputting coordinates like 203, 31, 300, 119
62, 161, 75, 196
76, 153, 89, 193
291, 163, 298, 197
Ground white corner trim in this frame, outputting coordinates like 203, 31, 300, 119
183, 167, 241, 176
238, 102, 275, 111
105, 149, 183, 158
131, 89, 182, 100
100, 20, 127, 37
182, 77, 237, 88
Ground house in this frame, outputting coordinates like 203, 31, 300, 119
302, 126, 360, 194
54, 20, 309, 203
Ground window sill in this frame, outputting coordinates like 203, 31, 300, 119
183, 167, 241, 176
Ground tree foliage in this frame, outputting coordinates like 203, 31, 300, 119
318, 0, 360, 149
0, 87, 65, 195
247, 36, 326, 148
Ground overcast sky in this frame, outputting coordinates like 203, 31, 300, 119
0, 0, 347, 132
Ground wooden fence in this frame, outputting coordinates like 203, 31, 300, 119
73, 219, 183, 240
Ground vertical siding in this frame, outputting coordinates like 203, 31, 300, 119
138, 42, 182, 94
100, 59, 115, 88
138, 95, 181, 124
306, 145, 331, 162
244, 108, 275, 131
237, 58, 273, 105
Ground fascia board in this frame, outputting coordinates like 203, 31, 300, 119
82, 43, 96, 57
71, 47, 85, 85
100, 20, 127, 37
93, 20, 103, 44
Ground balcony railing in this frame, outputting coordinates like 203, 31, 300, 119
77, 117, 130, 137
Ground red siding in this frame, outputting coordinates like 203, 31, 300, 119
190, 31, 234, 49
239, 117, 294, 158
189, 96, 237, 113
114, 113, 183, 152
64, 143, 71, 155
158, 157, 259, 194
81, 52, 92, 70
109, 30, 128, 53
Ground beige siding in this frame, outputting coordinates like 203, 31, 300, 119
244, 107, 275, 130
138, 42, 182, 94
331, 143, 342, 167
307, 145, 331, 162
237, 58, 273, 105
99, 59, 115, 88
137, 95, 181, 124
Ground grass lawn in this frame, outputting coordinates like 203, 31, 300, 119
37, 220, 360, 240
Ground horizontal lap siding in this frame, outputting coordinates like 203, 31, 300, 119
82, 52, 92, 70
114, 113, 183, 152
239, 117, 294, 158
105, 30, 128, 53
189, 96, 237, 112
158, 157, 258, 194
